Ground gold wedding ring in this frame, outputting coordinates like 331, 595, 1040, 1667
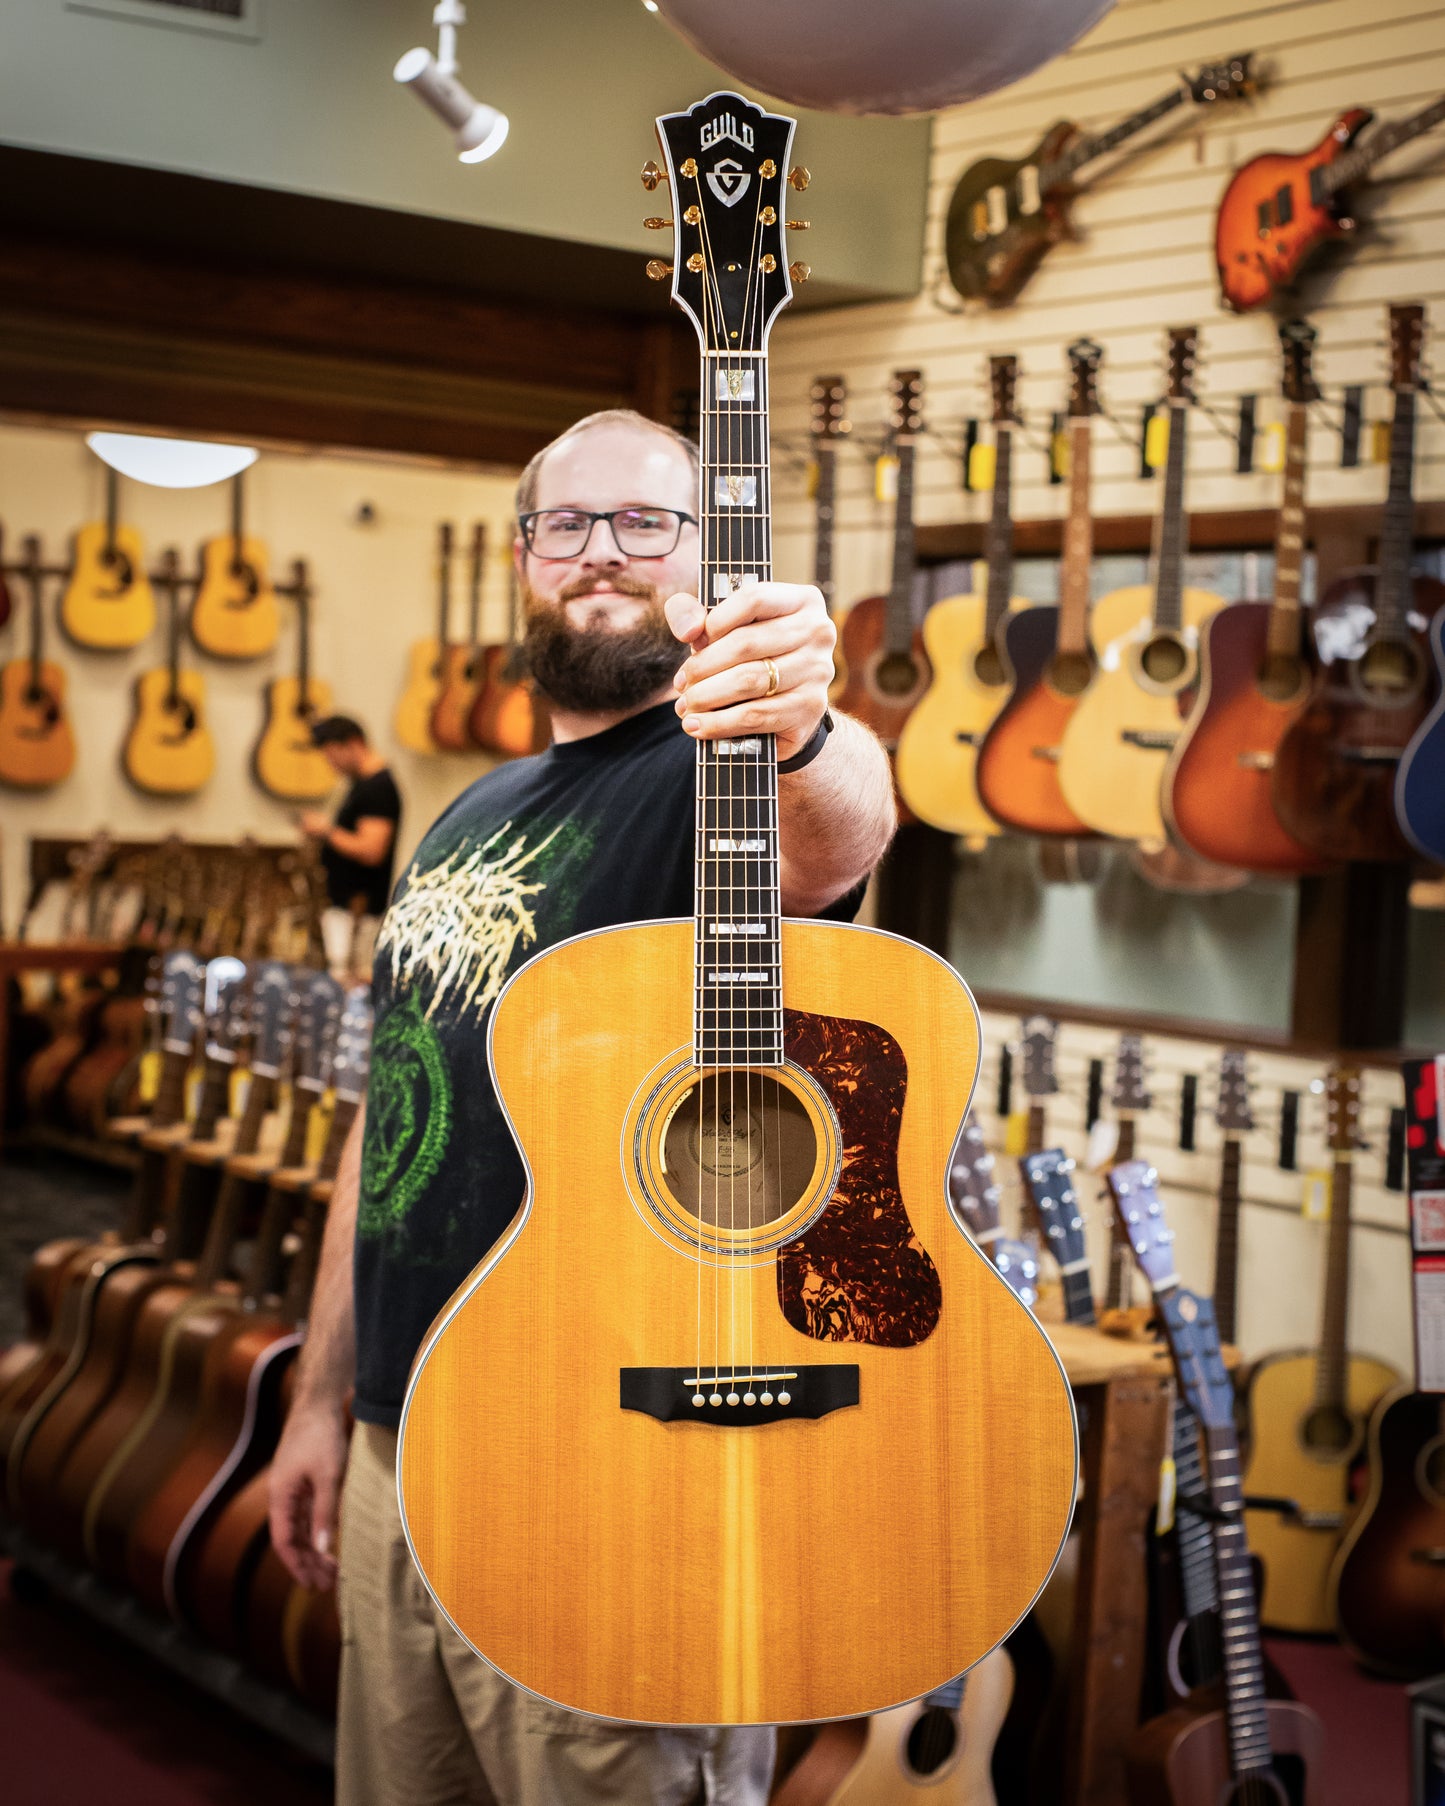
763, 657, 779, 699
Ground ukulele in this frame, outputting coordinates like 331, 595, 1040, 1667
394, 521, 453, 755
61, 465, 155, 650
834, 370, 932, 785
252, 561, 337, 802
897, 355, 1025, 840
949, 1107, 1042, 1306
123, 549, 216, 796
1107, 1161, 1325, 1804
431, 522, 487, 751
1216, 94, 1445, 313
1057, 330, 1226, 850
947, 58, 1255, 308
1241, 1067, 1400, 1634
0, 535, 77, 789
469, 561, 550, 757
189, 471, 279, 659
1021, 1147, 1097, 1326
1272, 304, 1445, 863
399, 91, 1078, 1729
1211, 1051, 1254, 1350
808, 373, 848, 698
976, 338, 1102, 838
1164, 322, 1330, 876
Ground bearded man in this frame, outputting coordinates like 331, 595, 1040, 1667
269, 408, 896, 1806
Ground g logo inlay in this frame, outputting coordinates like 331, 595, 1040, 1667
707, 158, 751, 208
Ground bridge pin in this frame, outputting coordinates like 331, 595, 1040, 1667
692, 1393, 705, 1407
743, 1391, 757, 1406
710, 1392, 723, 1407
778, 1390, 791, 1406
760, 1391, 773, 1406
726, 1391, 740, 1406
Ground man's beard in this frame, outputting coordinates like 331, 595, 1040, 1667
521, 572, 684, 715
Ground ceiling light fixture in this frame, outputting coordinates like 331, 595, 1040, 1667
86, 432, 259, 490
394, 2, 509, 165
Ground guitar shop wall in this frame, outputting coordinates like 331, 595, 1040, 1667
767, 0, 1445, 1051
0, 419, 523, 932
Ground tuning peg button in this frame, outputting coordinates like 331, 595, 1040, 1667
788, 220, 810, 231
643, 217, 673, 230
641, 160, 666, 190
645, 260, 673, 281
788, 166, 811, 191
789, 261, 811, 283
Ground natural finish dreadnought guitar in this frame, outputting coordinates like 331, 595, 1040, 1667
123, 548, 215, 796
395, 521, 453, 755
946, 58, 1255, 308
977, 338, 1102, 838
0, 536, 77, 790
1272, 304, 1444, 864
431, 522, 486, 751
1216, 95, 1445, 313
252, 561, 337, 802
190, 472, 279, 659
398, 93, 1078, 1729
1057, 329, 1227, 850
62, 466, 155, 650
897, 355, 1026, 841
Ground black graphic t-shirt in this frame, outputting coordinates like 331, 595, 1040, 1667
353, 702, 864, 1426
322, 767, 402, 916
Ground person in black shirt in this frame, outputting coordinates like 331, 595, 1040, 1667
301, 716, 402, 977
270, 409, 896, 1806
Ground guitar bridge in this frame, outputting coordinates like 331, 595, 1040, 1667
620, 1364, 859, 1424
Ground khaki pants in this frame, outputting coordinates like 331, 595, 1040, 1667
337, 1424, 776, 1806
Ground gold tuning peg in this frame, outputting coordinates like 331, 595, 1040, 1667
789, 261, 811, 283
788, 166, 811, 191
643, 217, 673, 230
641, 160, 666, 191
788, 219, 810, 231
646, 259, 674, 281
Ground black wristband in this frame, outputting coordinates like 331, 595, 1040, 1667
777, 711, 834, 775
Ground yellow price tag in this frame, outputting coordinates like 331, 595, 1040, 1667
1369, 420, 1392, 464
184, 1066, 203, 1121
1051, 431, 1070, 482
874, 454, 899, 503
805, 457, 819, 500
1302, 1168, 1331, 1221
1144, 411, 1171, 471
1157, 1451, 1177, 1536
968, 440, 997, 493
230, 1069, 251, 1117
138, 1049, 161, 1105
1003, 1109, 1030, 1157
305, 1090, 335, 1168
1259, 421, 1286, 474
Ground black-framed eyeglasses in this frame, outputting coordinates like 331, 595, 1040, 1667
518, 507, 697, 561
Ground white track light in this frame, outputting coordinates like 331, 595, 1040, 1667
394, 3, 508, 165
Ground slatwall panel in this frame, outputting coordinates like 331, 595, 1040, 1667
767, 0, 1445, 606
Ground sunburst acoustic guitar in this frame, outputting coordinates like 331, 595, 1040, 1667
190, 471, 278, 660
398, 93, 1077, 1730
61, 465, 155, 650
976, 337, 1103, 838
252, 562, 337, 802
897, 355, 1026, 841
1057, 329, 1227, 851
394, 521, 453, 755
0, 535, 77, 790
469, 562, 550, 758
123, 549, 215, 796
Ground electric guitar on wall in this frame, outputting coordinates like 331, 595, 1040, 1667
394, 521, 453, 755
61, 466, 155, 650
251, 562, 337, 802
431, 522, 486, 752
1272, 303, 1445, 864
397, 91, 1078, 1730
946, 57, 1255, 308
190, 472, 279, 660
1164, 320, 1331, 876
1057, 328, 1227, 850
809, 374, 848, 697
1216, 94, 1445, 313
897, 355, 1026, 841
977, 337, 1102, 838
122, 549, 215, 797
0, 535, 77, 790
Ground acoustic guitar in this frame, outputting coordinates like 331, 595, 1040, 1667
189, 472, 279, 660
61, 466, 155, 650
976, 338, 1102, 838
468, 561, 550, 758
394, 521, 453, 755
1241, 1067, 1399, 1634
1216, 95, 1445, 314
123, 549, 215, 796
897, 356, 1026, 840
1163, 324, 1330, 876
1057, 330, 1226, 850
1102, 1034, 1154, 1314
398, 93, 1078, 1729
1397, 609, 1445, 864
809, 374, 848, 699
1018, 1015, 1059, 1157
0, 535, 77, 790
252, 561, 337, 802
1107, 1161, 1324, 1805
1272, 304, 1445, 864
946, 58, 1255, 309
431, 522, 487, 751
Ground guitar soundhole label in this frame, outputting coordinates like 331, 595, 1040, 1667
1138, 633, 1188, 687
1300, 1403, 1354, 1458
662, 1073, 816, 1230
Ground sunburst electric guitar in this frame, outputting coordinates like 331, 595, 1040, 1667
398, 93, 1078, 1730
123, 549, 215, 796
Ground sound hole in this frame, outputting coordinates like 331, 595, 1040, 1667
904, 1706, 958, 1778
1256, 652, 1307, 704
661, 1073, 817, 1231
1139, 633, 1188, 685
1301, 1403, 1354, 1456
1048, 651, 1092, 697
1418, 1437, 1445, 1506
1223, 1758, 1299, 1804
875, 651, 921, 698
972, 643, 1005, 688
1358, 635, 1421, 700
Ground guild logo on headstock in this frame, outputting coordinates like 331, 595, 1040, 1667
706, 157, 750, 208
700, 111, 755, 154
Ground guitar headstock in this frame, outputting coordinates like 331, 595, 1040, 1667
888, 369, 925, 443
990, 355, 1020, 427
1279, 318, 1320, 406
1389, 303, 1426, 393
1185, 54, 1255, 105
201, 955, 248, 1063
1215, 1048, 1255, 1134
949, 1107, 1002, 1240
1159, 1289, 1234, 1431
1325, 1065, 1363, 1154
1105, 1158, 1178, 1295
293, 971, 344, 1092
1067, 338, 1103, 419
331, 984, 375, 1103
810, 376, 849, 442
1021, 1147, 1088, 1273
1020, 1016, 1059, 1100
994, 1238, 1040, 1310
247, 959, 296, 1080
651, 92, 799, 355
1165, 328, 1199, 405
1111, 1034, 1153, 1115
160, 948, 205, 1055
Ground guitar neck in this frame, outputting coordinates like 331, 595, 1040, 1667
1046, 85, 1188, 186
296, 582, 311, 702
1106, 1115, 1139, 1311
280, 1078, 323, 1169
318, 1093, 362, 1181
1265, 404, 1310, 660
1152, 402, 1190, 633
1315, 1156, 1353, 1410
1213, 1138, 1243, 1347
983, 426, 1016, 640
151, 1041, 193, 1130
883, 440, 918, 656
1204, 1423, 1276, 1779
1172, 1399, 1221, 1626
1057, 419, 1094, 656
1325, 94, 1445, 194
190, 1051, 234, 1143
813, 444, 836, 615
1025, 1101, 1046, 1155
1376, 385, 1417, 644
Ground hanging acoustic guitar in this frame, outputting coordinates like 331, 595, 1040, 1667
809, 373, 848, 699
0, 535, 77, 790
394, 521, 453, 755
62, 466, 156, 650
252, 561, 337, 801
123, 549, 215, 796
190, 472, 279, 660
398, 90, 1078, 1730
431, 522, 487, 751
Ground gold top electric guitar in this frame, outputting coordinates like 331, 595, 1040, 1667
62, 467, 155, 650
123, 549, 215, 796
397, 91, 1078, 1730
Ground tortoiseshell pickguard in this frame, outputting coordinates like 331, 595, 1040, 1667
777, 1007, 941, 1347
